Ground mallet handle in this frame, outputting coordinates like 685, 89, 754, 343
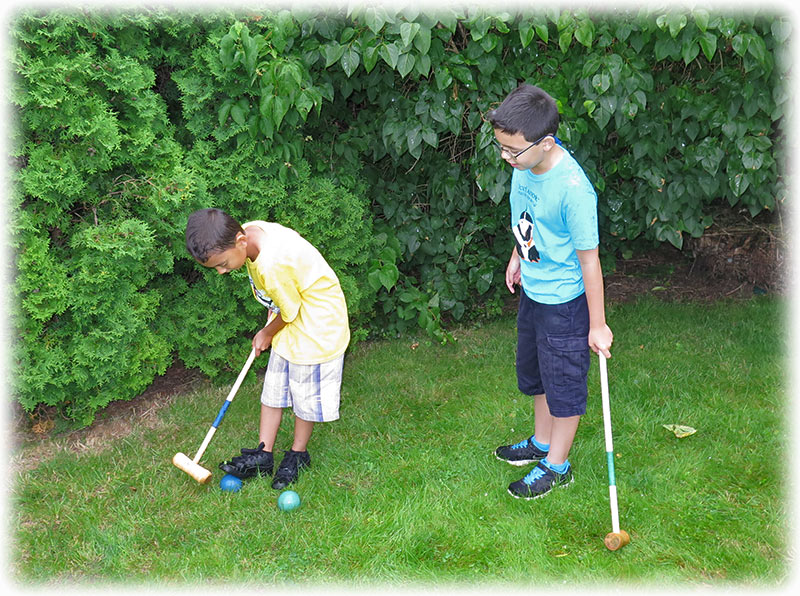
192, 348, 257, 463
599, 353, 614, 453
599, 352, 621, 534
192, 427, 218, 464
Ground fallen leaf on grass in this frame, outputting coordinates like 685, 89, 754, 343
663, 424, 697, 438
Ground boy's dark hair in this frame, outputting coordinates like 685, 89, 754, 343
185, 208, 245, 262
487, 84, 559, 142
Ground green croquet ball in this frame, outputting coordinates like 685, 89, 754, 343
278, 490, 301, 511
220, 474, 243, 492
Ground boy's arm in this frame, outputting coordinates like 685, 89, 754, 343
252, 314, 288, 356
506, 248, 521, 293
576, 247, 613, 358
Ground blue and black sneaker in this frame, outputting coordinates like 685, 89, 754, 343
494, 436, 548, 466
508, 461, 573, 499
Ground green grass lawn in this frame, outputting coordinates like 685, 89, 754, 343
10, 296, 789, 588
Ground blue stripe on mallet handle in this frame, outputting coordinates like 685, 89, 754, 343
172, 348, 258, 484
599, 352, 630, 550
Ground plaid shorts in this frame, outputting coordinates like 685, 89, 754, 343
261, 351, 344, 422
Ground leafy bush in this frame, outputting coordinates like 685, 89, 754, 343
10, 7, 789, 424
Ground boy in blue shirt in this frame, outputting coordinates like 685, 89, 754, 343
488, 84, 613, 499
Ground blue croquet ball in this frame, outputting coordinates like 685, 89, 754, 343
219, 474, 243, 493
277, 490, 301, 511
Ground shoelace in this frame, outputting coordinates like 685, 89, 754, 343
511, 437, 532, 450
523, 466, 548, 485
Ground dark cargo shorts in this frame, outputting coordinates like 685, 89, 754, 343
516, 291, 590, 417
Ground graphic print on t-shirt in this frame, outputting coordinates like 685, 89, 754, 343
512, 211, 540, 263
249, 275, 281, 316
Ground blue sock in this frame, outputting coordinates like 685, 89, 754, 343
531, 436, 550, 452
542, 457, 570, 474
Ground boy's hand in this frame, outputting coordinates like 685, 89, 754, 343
252, 327, 274, 357
252, 314, 288, 356
505, 250, 521, 293
589, 325, 613, 359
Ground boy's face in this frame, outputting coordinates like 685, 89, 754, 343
493, 129, 555, 174
200, 232, 248, 274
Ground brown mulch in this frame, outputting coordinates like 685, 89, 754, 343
11, 361, 209, 474
605, 214, 785, 303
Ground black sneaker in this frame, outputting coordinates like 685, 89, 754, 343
219, 442, 274, 479
508, 461, 573, 500
495, 436, 548, 466
271, 449, 311, 490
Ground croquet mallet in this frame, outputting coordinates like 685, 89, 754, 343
599, 352, 631, 550
172, 347, 257, 484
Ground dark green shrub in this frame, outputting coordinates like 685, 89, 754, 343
10, 11, 190, 424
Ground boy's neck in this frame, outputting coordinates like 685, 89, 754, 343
531, 144, 564, 175
245, 226, 262, 261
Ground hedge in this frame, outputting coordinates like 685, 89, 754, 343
10, 7, 789, 424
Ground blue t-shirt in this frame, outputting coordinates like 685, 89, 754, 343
509, 148, 599, 304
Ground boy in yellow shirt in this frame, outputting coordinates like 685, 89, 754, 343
185, 208, 350, 489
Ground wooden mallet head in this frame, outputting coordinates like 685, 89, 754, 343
171, 348, 257, 485
604, 529, 630, 551
172, 452, 213, 484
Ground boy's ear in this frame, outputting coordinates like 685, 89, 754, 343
541, 135, 558, 151
234, 231, 247, 246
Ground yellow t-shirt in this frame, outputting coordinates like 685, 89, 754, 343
243, 221, 350, 365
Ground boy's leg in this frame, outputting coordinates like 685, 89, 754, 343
533, 392, 580, 465
273, 416, 313, 490
508, 294, 589, 499
534, 292, 590, 456
272, 355, 342, 489
291, 416, 315, 452
259, 404, 283, 451
532, 393, 552, 445
259, 350, 294, 452
546, 414, 580, 466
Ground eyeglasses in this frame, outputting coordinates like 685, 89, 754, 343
492, 134, 551, 158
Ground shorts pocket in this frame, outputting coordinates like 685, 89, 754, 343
546, 334, 587, 353
543, 334, 590, 391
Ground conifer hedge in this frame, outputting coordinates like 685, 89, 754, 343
10, 7, 789, 424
